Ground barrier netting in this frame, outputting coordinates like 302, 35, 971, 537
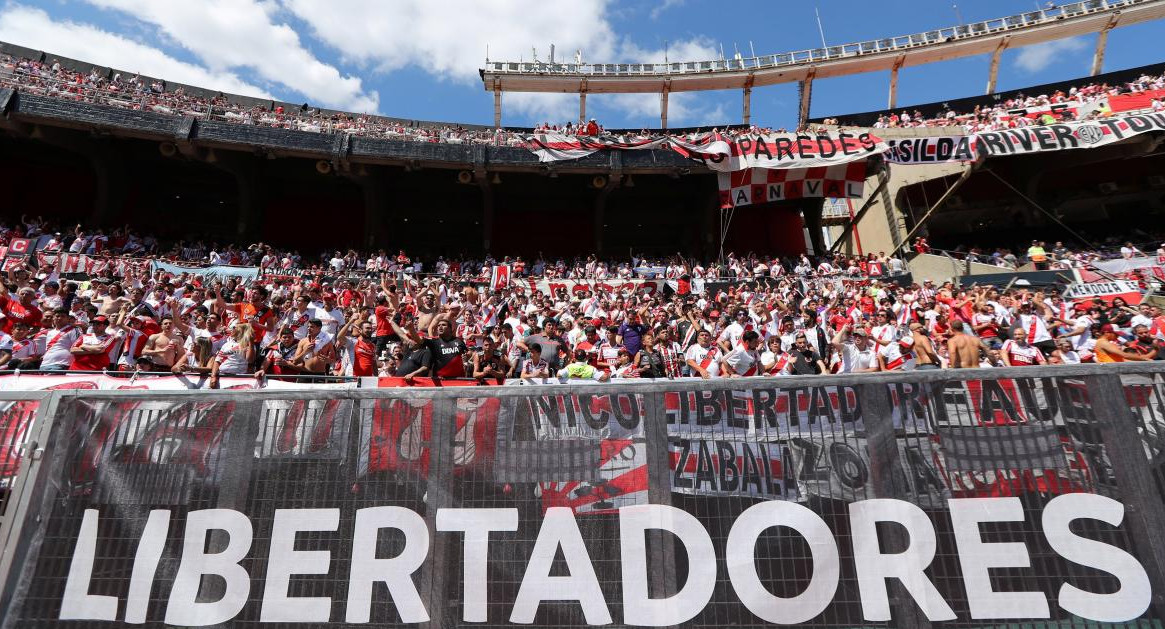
1, 367, 1165, 628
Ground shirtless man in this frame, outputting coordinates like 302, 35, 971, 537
415, 290, 440, 334
140, 315, 184, 368
910, 322, 941, 369
946, 320, 980, 368
93, 282, 132, 317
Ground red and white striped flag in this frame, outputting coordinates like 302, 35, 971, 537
490, 265, 511, 291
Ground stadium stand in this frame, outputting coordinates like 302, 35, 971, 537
1, 43, 1165, 385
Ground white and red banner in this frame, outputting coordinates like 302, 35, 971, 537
0, 373, 355, 391
524, 129, 885, 172
1062, 279, 1143, 306
524, 114, 1165, 177
885, 113, 1165, 164
521, 278, 665, 297
717, 163, 866, 208
6, 238, 31, 256
490, 264, 511, 291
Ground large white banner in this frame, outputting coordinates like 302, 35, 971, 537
525, 113, 1165, 174
884, 113, 1165, 164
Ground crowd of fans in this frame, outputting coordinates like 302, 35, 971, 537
0, 213, 1160, 386
861, 70, 1165, 133
0, 55, 516, 145
7, 51, 1161, 147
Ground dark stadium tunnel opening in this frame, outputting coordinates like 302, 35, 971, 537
900, 146, 1165, 254
0, 129, 821, 259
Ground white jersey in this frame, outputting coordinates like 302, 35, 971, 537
214, 339, 250, 374
1001, 340, 1045, 366
683, 343, 721, 378
1016, 313, 1053, 344
721, 347, 761, 377
839, 342, 878, 373
40, 325, 81, 368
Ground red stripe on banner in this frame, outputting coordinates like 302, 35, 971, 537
785, 180, 803, 199
846, 160, 866, 181
751, 184, 766, 204
805, 166, 827, 180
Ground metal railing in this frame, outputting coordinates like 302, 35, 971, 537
483, 0, 1141, 77
0, 65, 525, 144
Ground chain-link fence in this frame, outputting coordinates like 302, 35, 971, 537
1, 364, 1165, 628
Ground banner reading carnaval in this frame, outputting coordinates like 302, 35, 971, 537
7, 372, 1165, 626
524, 112, 1165, 172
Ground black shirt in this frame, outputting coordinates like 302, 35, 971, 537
422, 335, 469, 377
789, 348, 823, 375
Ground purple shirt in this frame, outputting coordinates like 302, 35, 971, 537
618, 322, 647, 356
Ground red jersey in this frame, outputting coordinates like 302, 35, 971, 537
353, 337, 377, 377
70, 332, 118, 371
0, 295, 42, 333
374, 306, 393, 337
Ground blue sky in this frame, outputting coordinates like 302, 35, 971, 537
1, 0, 1163, 130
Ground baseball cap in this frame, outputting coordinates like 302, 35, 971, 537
852, 328, 868, 337
1100, 323, 1116, 334
92, 315, 109, 324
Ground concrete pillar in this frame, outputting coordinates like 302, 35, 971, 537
579, 91, 587, 126
1092, 28, 1111, 76
1093, 13, 1120, 76
986, 37, 1010, 95
660, 89, 669, 130
742, 87, 751, 125
493, 85, 502, 128
888, 55, 905, 110
797, 70, 815, 129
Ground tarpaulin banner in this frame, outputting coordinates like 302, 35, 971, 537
884, 113, 1165, 164
522, 277, 665, 297
523, 129, 886, 171
3, 370, 1165, 627
1063, 279, 1143, 306
525, 114, 1165, 177
717, 163, 866, 208
151, 259, 261, 283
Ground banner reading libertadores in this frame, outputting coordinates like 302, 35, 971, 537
2, 374, 1162, 627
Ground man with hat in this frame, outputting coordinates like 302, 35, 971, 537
831, 324, 878, 373
69, 315, 118, 371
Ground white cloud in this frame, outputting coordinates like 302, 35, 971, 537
1013, 36, 1088, 73
650, 0, 685, 20
0, 5, 273, 98
282, 0, 719, 123
82, 0, 379, 111
283, 0, 621, 81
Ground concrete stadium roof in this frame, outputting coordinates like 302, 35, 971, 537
480, 0, 1165, 94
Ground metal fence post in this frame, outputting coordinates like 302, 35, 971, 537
202, 398, 263, 621
1086, 373, 1165, 615
642, 389, 678, 608
0, 391, 65, 626
858, 382, 932, 629
419, 394, 456, 629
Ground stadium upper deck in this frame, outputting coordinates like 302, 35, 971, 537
481, 0, 1165, 127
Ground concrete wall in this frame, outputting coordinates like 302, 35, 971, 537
826, 126, 968, 257
907, 252, 1011, 284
